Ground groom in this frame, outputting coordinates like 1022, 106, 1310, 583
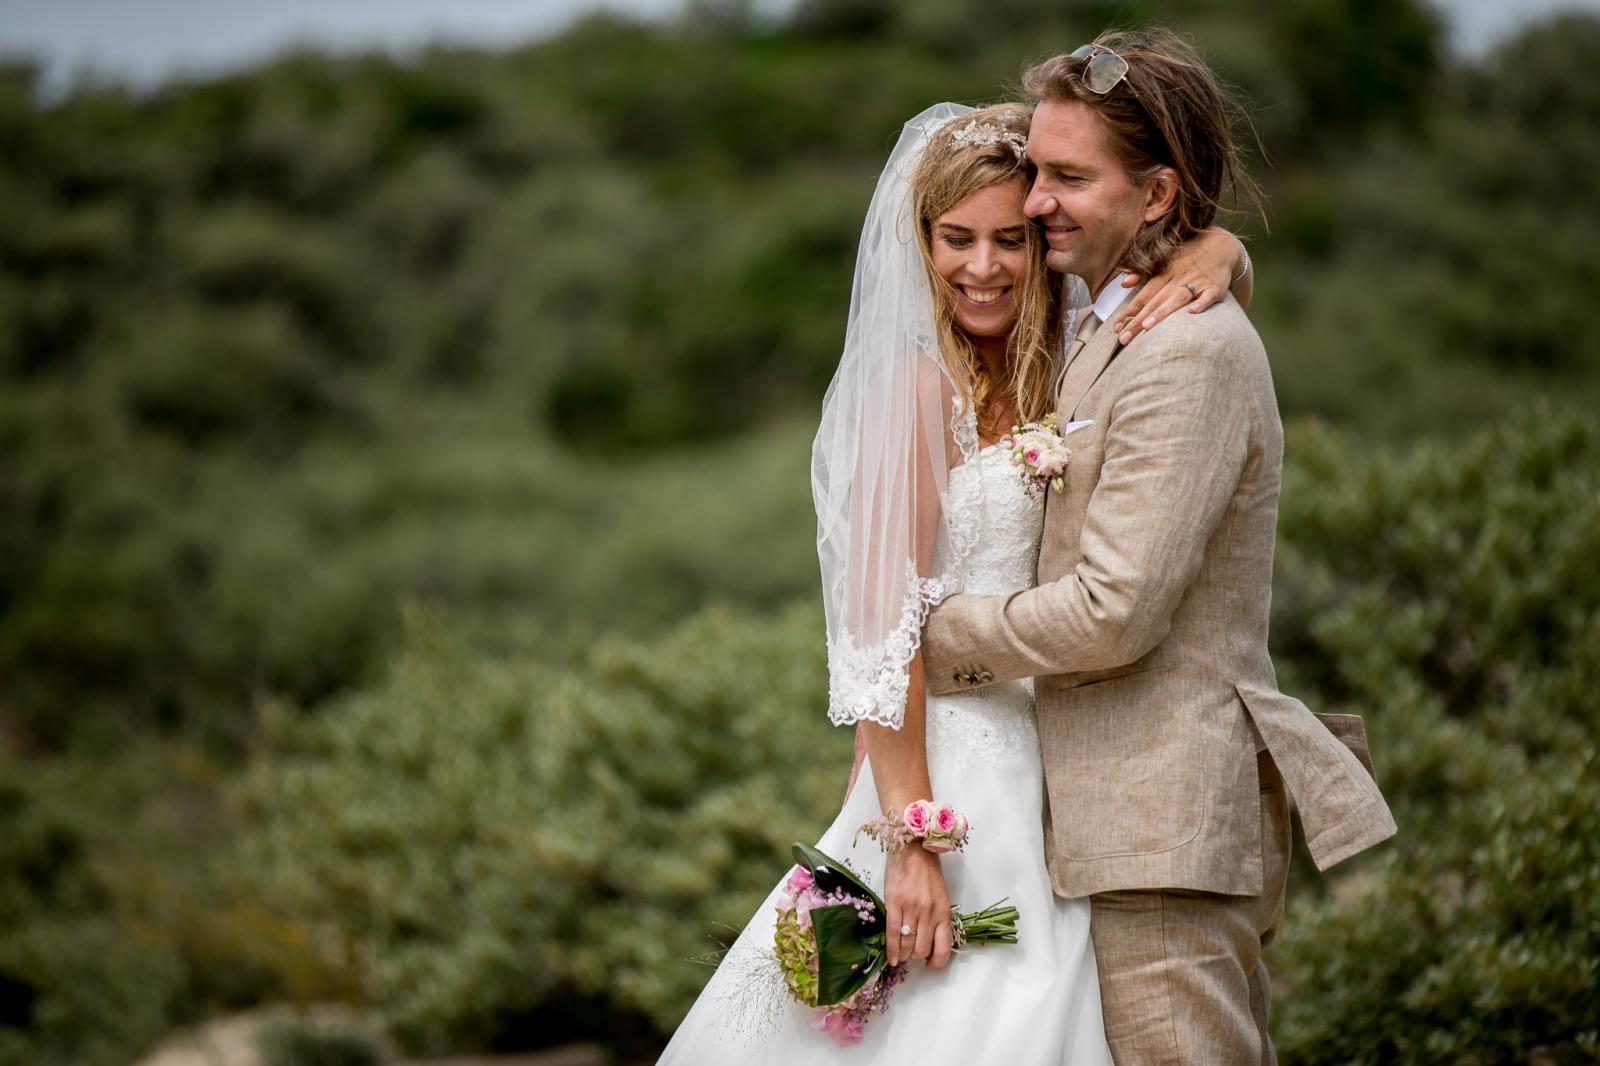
919, 29, 1396, 1064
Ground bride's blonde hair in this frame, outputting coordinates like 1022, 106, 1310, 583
910, 104, 1060, 440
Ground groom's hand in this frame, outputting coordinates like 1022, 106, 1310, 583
884, 847, 954, 970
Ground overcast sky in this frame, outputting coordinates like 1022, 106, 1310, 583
2, 0, 1597, 92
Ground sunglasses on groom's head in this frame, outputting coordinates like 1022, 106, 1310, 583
1071, 43, 1139, 99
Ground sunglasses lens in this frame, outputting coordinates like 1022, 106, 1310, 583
1070, 43, 1098, 59
1083, 51, 1130, 94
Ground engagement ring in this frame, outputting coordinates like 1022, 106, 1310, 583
1185, 281, 1198, 295
900, 924, 913, 937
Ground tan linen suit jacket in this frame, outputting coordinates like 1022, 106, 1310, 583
921, 295, 1396, 899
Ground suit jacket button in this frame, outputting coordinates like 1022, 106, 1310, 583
978, 670, 993, 683
952, 672, 965, 685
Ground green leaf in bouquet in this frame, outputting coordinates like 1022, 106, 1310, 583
791, 842, 890, 1005
809, 902, 887, 1006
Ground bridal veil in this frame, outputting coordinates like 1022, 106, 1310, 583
811, 102, 982, 730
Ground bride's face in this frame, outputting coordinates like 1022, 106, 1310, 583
929, 178, 1031, 341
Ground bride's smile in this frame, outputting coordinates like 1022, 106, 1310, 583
929, 179, 1032, 340
959, 285, 1008, 304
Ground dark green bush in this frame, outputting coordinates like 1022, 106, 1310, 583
1273, 407, 1600, 833
257, 1018, 383, 1066
232, 601, 848, 1053
1262, 407, 1600, 1060
1273, 752, 1600, 1064
1260, 16, 1600, 432
0, 746, 343, 1066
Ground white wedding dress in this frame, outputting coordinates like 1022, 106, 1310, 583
657, 442, 1111, 1065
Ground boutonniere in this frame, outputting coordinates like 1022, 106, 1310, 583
1000, 413, 1094, 499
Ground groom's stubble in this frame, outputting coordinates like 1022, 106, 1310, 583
1023, 99, 1177, 299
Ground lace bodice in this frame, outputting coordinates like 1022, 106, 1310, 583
933, 442, 1045, 594
926, 443, 1045, 770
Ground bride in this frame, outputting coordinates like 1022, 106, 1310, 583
657, 102, 1251, 1064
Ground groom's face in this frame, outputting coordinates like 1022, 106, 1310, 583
1024, 99, 1162, 295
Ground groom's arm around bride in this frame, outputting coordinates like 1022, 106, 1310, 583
918, 28, 1395, 1065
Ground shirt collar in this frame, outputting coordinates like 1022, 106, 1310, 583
1090, 272, 1135, 324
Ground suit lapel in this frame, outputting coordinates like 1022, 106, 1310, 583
1056, 317, 1124, 420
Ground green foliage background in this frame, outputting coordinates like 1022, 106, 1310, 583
1, 1, 1597, 1063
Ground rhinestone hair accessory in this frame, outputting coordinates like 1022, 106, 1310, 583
948, 117, 1027, 161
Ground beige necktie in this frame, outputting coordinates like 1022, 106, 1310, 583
1055, 310, 1103, 411
1075, 309, 1102, 348
1064, 310, 1101, 370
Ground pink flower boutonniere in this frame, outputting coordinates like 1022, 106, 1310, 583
1000, 413, 1095, 499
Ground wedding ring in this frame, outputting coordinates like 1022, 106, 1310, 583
900, 924, 913, 937
1185, 281, 1198, 295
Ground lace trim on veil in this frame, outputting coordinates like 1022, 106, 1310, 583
825, 400, 981, 730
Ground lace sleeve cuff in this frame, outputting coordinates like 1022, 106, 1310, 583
825, 574, 951, 729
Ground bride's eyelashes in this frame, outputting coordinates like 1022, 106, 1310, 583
939, 235, 1027, 251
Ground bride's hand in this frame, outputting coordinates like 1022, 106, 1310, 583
883, 847, 954, 970
1110, 226, 1245, 344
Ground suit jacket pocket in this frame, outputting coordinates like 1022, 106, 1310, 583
1315, 712, 1377, 781
1042, 666, 1218, 861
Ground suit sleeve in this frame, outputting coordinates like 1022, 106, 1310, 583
921, 330, 1253, 694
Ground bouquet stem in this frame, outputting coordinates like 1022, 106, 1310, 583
951, 898, 1019, 949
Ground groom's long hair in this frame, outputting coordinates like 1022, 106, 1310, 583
1023, 27, 1267, 277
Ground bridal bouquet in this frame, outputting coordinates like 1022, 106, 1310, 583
775, 842, 1020, 1046
1000, 413, 1095, 499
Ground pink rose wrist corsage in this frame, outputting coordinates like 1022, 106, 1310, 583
857, 800, 970, 855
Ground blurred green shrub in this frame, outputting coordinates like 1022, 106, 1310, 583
257, 1017, 382, 1066
0, 762, 179, 1066
0, 746, 346, 1066
1263, 406, 1600, 1060
180, 207, 383, 366
231, 601, 848, 1054
120, 303, 365, 448
0, 414, 820, 749
1273, 752, 1600, 1064
1272, 407, 1600, 833
1260, 16, 1600, 431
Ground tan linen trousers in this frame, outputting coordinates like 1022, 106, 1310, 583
1090, 751, 1292, 1065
